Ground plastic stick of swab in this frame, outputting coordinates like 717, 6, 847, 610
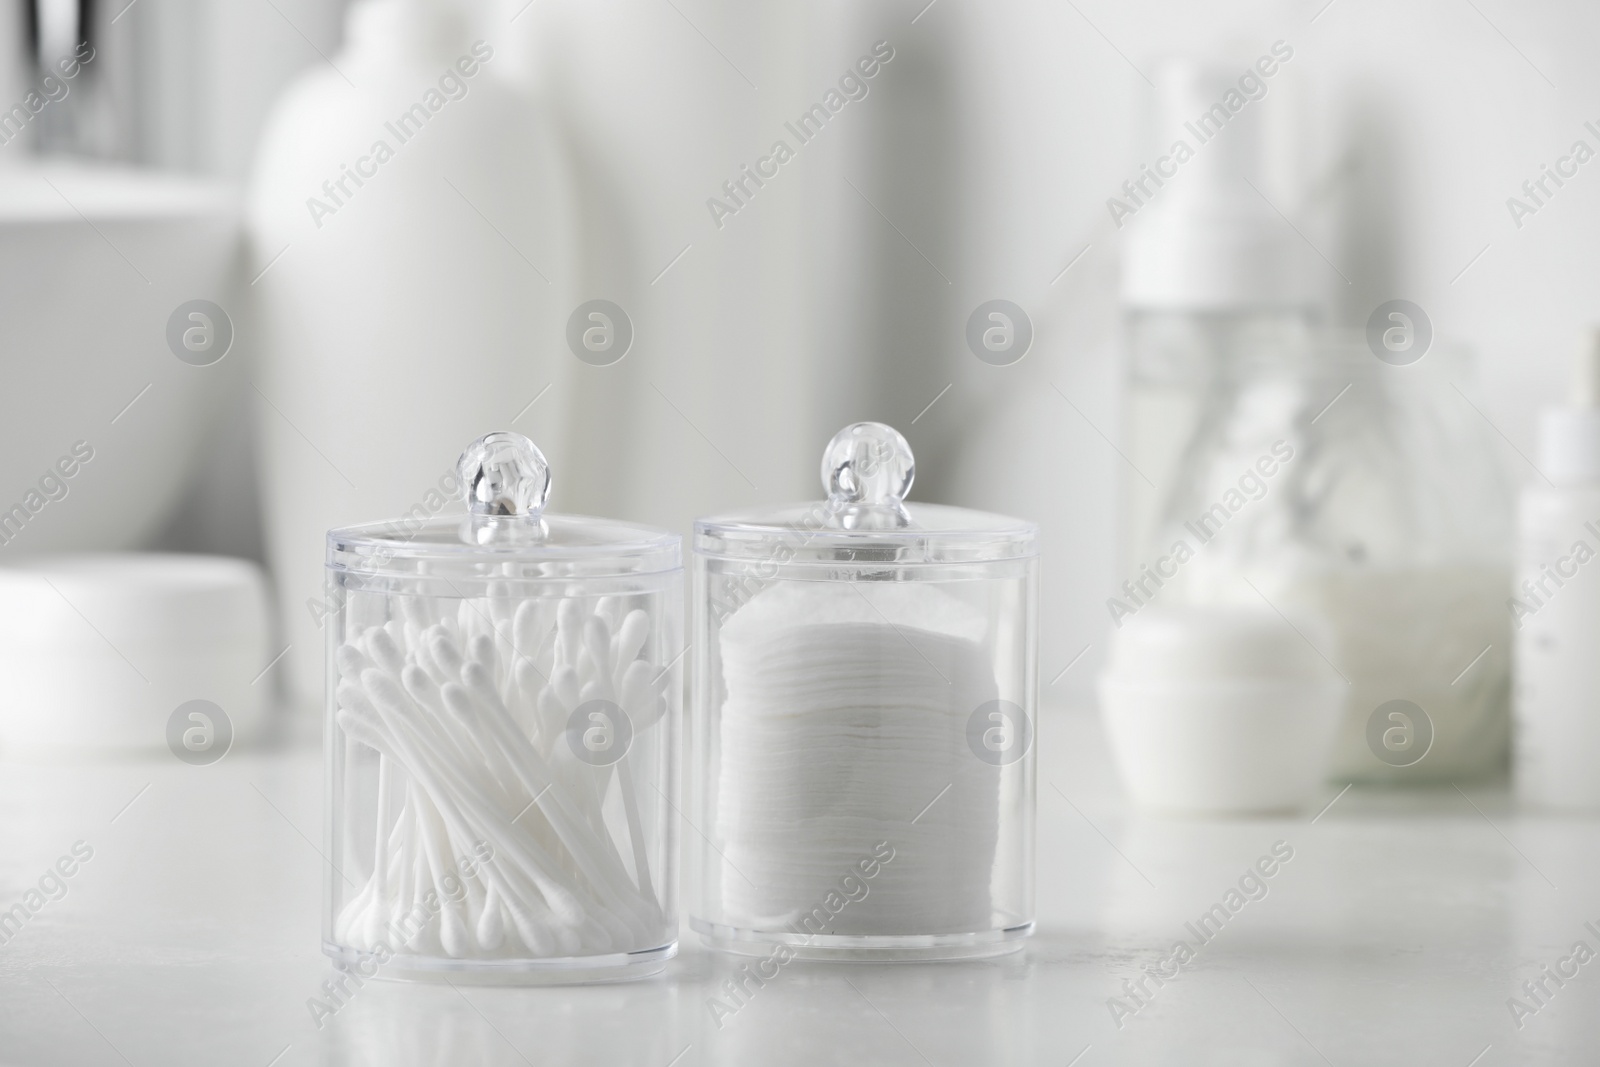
339, 704, 604, 954
450, 667, 655, 935
363, 705, 613, 950
415, 790, 470, 958
338, 690, 593, 932
438, 676, 646, 940
365, 756, 395, 946
401, 663, 521, 810
614, 757, 655, 906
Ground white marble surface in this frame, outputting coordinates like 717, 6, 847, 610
1, 706, 1596, 1066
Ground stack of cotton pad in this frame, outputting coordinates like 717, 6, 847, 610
715, 580, 999, 935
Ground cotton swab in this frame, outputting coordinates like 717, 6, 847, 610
331, 583, 675, 964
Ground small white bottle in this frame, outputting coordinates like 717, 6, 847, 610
1515, 331, 1600, 808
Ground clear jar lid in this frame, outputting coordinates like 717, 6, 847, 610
328, 432, 681, 580
694, 422, 1037, 566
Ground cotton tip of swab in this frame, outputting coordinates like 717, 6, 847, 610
476, 891, 506, 951
335, 643, 371, 680
438, 682, 477, 723
612, 611, 650, 671
401, 663, 440, 707
414, 633, 448, 686
461, 660, 498, 700
584, 616, 613, 674
365, 626, 406, 677
551, 666, 581, 710
361, 669, 425, 730
512, 600, 542, 652
337, 680, 378, 719
536, 630, 557, 675
469, 633, 497, 671
501, 896, 552, 956
440, 905, 470, 959
429, 628, 466, 677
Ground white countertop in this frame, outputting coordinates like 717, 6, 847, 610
1, 706, 1593, 1066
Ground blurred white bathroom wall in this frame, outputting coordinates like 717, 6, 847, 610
470, 0, 1600, 709
11, 0, 1600, 716
501, 1, 1063, 530
502, 0, 859, 525
857, 0, 1600, 705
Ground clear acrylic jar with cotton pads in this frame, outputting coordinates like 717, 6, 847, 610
691, 422, 1038, 960
324, 432, 682, 982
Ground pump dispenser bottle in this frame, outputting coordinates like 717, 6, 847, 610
1515, 331, 1600, 808
1119, 57, 1313, 566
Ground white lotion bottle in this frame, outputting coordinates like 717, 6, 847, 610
249, 0, 571, 709
1515, 332, 1600, 808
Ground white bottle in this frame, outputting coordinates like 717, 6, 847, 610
250, 0, 571, 708
1120, 58, 1314, 568
1515, 331, 1600, 808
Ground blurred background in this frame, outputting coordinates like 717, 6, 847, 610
0, 0, 1591, 742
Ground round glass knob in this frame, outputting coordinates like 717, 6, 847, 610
457, 431, 550, 543
820, 422, 914, 528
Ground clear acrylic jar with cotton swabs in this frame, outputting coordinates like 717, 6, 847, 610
691, 422, 1039, 961
324, 432, 682, 982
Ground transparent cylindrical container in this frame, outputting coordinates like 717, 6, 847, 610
324, 432, 682, 982
691, 423, 1038, 960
